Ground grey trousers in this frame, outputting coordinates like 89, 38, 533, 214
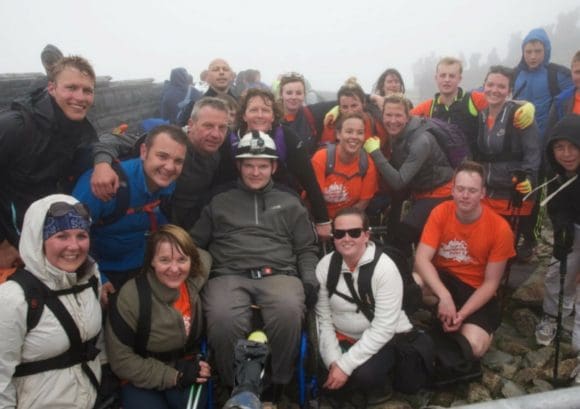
201, 274, 305, 386
542, 224, 580, 350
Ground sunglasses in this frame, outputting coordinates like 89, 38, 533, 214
332, 228, 365, 239
48, 202, 91, 220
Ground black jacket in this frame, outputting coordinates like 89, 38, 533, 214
0, 89, 98, 245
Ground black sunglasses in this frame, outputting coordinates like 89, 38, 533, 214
332, 228, 365, 239
48, 202, 91, 220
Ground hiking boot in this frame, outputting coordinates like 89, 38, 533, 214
517, 240, 536, 262
535, 315, 557, 346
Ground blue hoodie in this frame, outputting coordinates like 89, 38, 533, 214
514, 28, 573, 138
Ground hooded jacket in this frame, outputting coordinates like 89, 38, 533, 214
544, 115, 580, 230
160, 67, 191, 124
369, 116, 453, 193
514, 28, 573, 136
190, 179, 319, 287
0, 194, 103, 409
0, 89, 99, 248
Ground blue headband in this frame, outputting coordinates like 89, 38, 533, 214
43, 209, 91, 240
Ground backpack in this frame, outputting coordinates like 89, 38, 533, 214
419, 117, 469, 168
108, 273, 199, 361
513, 62, 572, 100
326, 244, 421, 320
92, 129, 165, 230
0, 269, 100, 387
324, 143, 369, 179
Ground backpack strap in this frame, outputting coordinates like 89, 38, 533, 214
135, 273, 152, 357
547, 63, 571, 99
8, 269, 45, 331
326, 251, 343, 298
11, 270, 100, 390
324, 144, 368, 179
96, 161, 161, 232
108, 273, 200, 361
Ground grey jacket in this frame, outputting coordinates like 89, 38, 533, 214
191, 180, 319, 287
370, 117, 453, 193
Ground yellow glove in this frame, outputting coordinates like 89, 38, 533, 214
364, 137, 381, 154
324, 105, 340, 127
515, 179, 532, 194
513, 102, 535, 129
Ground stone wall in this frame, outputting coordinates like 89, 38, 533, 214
0, 73, 163, 134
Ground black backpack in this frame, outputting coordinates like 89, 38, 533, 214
108, 274, 199, 361
5, 269, 100, 388
325, 244, 421, 320
418, 117, 469, 168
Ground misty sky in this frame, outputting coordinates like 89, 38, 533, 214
1, 0, 578, 93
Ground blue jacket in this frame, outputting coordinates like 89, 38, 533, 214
72, 158, 173, 280
548, 86, 577, 131
514, 28, 573, 137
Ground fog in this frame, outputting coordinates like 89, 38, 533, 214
1, 0, 578, 95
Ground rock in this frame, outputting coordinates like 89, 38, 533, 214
501, 380, 526, 398
482, 349, 514, 371
513, 367, 541, 385
539, 357, 577, 381
466, 382, 492, 403
528, 379, 554, 394
375, 401, 412, 409
512, 308, 540, 337
428, 391, 456, 407
500, 360, 520, 379
511, 268, 544, 305
525, 346, 554, 368
496, 336, 532, 356
481, 371, 503, 396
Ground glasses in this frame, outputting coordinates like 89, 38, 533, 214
332, 228, 365, 239
48, 202, 91, 220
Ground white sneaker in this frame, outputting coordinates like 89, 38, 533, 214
535, 315, 558, 346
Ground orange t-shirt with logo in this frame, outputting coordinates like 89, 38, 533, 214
311, 148, 378, 219
173, 282, 192, 336
420, 201, 516, 288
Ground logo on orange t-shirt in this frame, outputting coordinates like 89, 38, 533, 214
438, 239, 472, 263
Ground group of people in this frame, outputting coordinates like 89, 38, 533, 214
0, 26, 579, 409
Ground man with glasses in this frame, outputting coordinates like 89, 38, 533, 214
190, 131, 318, 403
414, 161, 515, 362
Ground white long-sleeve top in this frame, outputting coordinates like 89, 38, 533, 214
315, 242, 412, 375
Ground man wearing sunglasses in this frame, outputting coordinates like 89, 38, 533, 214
414, 161, 515, 365
190, 131, 318, 403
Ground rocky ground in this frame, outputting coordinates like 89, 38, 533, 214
366, 226, 579, 409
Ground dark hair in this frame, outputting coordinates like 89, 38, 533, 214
144, 124, 188, 148
48, 55, 96, 83
143, 224, 202, 280
454, 160, 486, 187
571, 50, 580, 65
337, 78, 366, 107
484, 65, 515, 91
335, 111, 365, 131
374, 68, 405, 95
236, 88, 282, 134
333, 207, 370, 231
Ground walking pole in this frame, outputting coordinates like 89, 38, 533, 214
501, 173, 525, 302
553, 232, 570, 382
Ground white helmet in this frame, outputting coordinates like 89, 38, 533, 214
236, 131, 278, 159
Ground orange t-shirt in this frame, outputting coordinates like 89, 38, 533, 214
420, 201, 516, 288
573, 92, 580, 114
173, 282, 192, 336
311, 147, 378, 219
482, 197, 534, 216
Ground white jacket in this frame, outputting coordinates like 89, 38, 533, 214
315, 242, 412, 375
0, 194, 103, 409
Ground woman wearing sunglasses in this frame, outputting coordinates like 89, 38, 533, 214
315, 207, 412, 401
0, 194, 103, 409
